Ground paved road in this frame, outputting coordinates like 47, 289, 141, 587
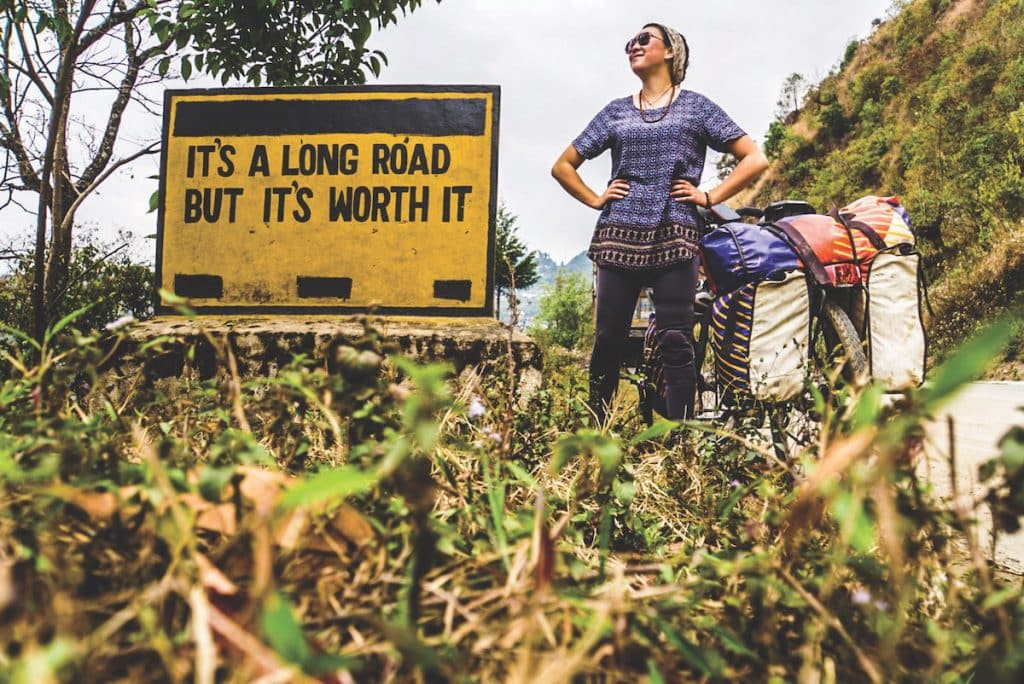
921, 382, 1024, 574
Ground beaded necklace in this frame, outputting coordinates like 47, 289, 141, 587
639, 84, 676, 123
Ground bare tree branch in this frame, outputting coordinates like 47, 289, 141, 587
60, 140, 159, 234
7, 6, 56, 105
76, 0, 148, 56
76, 10, 144, 190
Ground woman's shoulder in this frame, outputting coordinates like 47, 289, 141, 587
676, 88, 708, 103
677, 89, 728, 110
605, 95, 632, 109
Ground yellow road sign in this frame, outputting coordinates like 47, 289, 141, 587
157, 86, 499, 315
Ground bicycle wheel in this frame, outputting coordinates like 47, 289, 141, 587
818, 298, 870, 388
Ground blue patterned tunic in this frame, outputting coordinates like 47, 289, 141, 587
573, 90, 745, 270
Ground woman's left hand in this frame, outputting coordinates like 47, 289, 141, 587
670, 178, 707, 205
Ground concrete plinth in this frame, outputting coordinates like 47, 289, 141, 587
102, 315, 542, 401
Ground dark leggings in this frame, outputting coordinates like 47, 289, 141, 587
590, 257, 699, 422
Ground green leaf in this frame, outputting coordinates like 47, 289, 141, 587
45, 303, 94, 343
198, 465, 235, 503
630, 419, 679, 444
505, 460, 538, 489
277, 465, 379, 510
354, 15, 372, 47
157, 56, 170, 77
148, 189, 160, 213
981, 586, 1020, 611
260, 591, 311, 667
647, 659, 667, 684
11, 638, 76, 684
305, 653, 361, 676
598, 505, 611, 576
373, 620, 442, 673
710, 624, 760, 661
34, 11, 51, 34
997, 426, 1024, 474
0, 323, 41, 351
181, 57, 192, 81
613, 478, 636, 505
718, 483, 747, 522
653, 617, 722, 678
849, 383, 884, 432
551, 430, 621, 487
920, 317, 1014, 412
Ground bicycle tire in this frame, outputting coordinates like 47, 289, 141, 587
820, 298, 870, 388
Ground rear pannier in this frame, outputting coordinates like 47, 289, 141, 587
840, 195, 924, 390
862, 245, 927, 390
709, 270, 812, 403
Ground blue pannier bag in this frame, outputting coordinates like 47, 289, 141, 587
699, 222, 799, 293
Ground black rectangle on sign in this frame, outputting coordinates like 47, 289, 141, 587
173, 98, 487, 137
297, 276, 353, 299
175, 274, 223, 299
433, 280, 472, 301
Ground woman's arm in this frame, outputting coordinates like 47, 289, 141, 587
669, 135, 769, 206
551, 145, 630, 210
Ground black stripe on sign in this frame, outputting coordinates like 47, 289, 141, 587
433, 280, 472, 301
174, 274, 223, 299
173, 98, 487, 137
297, 276, 352, 299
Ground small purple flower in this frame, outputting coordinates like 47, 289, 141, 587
730, 479, 741, 488
468, 396, 486, 420
480, 426, 502, 443
874, 600, 890, 611
851, 588, 872, 605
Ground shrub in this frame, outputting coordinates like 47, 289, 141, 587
817, 101, 850, 139
529, 270, 593, 351
0, 231, 153, 336
842, 39, 861, 69
763, 120, 788, 161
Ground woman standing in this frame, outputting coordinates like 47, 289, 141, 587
551, 22, 769, 424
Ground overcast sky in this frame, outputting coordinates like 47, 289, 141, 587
1, 0, 894, 265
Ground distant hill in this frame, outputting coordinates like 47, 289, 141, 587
742, 0, 1024, 362
507, 250, 591, 327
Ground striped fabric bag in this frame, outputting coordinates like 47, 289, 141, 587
709, 270, 812, 403
839, 195, 915, 248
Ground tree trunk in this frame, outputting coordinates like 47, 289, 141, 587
44, 100, 76, 324
31, 7, 83, 343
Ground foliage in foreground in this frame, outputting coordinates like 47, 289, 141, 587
0, 313, 1023, 682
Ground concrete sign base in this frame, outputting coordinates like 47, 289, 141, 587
100, 316, 541, 406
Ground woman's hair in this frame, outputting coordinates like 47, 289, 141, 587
643, 22, 689, 85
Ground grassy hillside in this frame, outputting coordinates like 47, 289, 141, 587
747, 0, 1024, 366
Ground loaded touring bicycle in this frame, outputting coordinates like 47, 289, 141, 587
633, 197, 927, 446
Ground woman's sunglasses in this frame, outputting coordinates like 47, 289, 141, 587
624, 31, 665, 54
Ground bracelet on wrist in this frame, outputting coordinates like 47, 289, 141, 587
704, 191, 712, 209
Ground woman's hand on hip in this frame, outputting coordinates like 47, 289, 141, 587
590, 179, 630, 209
670, 179, 705, 205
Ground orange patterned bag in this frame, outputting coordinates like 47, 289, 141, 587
838, 195, 916, 248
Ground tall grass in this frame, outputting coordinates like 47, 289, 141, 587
0, 309, 1022, 682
